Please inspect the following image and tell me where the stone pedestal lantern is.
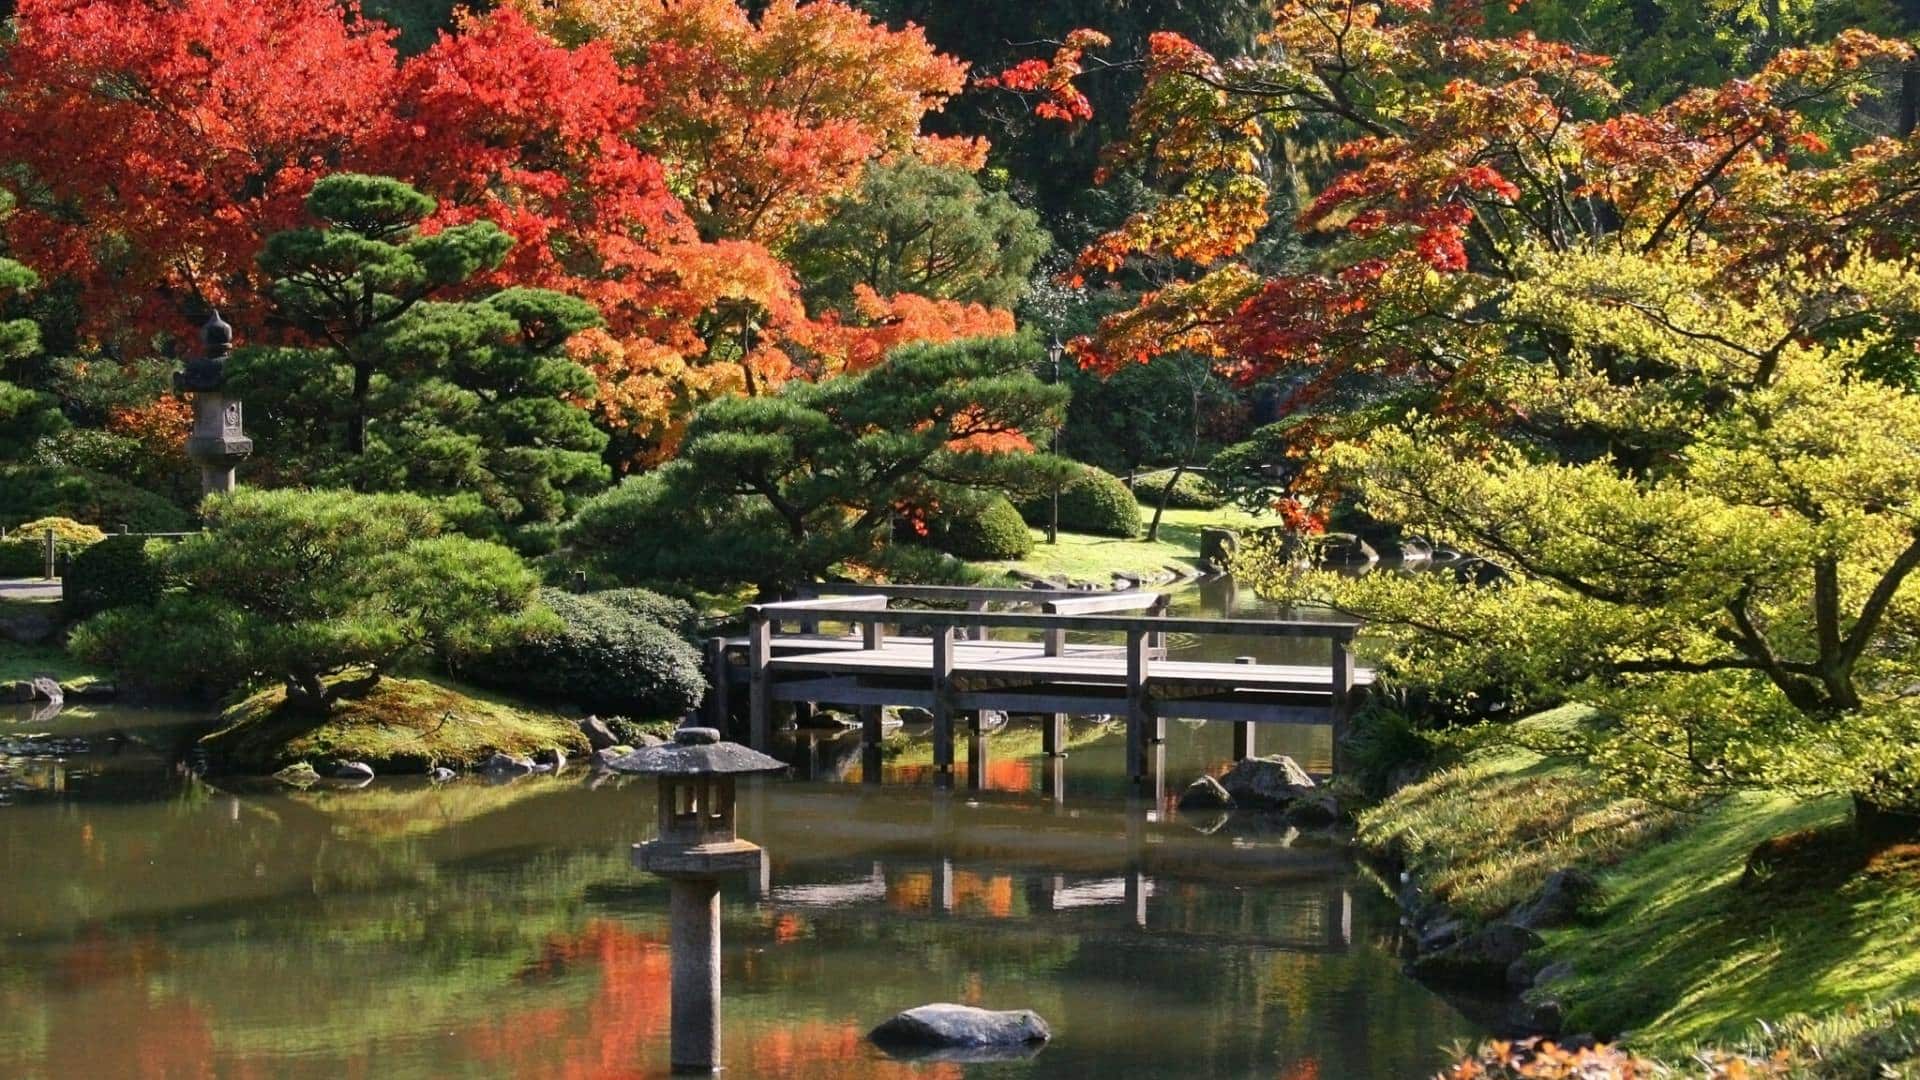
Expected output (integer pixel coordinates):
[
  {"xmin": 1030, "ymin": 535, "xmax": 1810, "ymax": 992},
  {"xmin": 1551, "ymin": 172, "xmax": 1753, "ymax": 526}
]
[
  {"xmin": 610, "ymin": 727, "xmax": 787, "ymax": 1074},
  {"xmin": 174, "ymin": 311, "xmax": 253, "ymax": 496}
]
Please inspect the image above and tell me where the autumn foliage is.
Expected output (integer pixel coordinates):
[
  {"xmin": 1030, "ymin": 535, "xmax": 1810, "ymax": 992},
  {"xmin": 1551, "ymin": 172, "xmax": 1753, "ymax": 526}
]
[
  {"xmin": 990, "ymin": 3, "xmax": 1917, "ymax": 405},
  {"xmin": 0, "ymin": 0, "xmax": 1017, "ymax": 466}
]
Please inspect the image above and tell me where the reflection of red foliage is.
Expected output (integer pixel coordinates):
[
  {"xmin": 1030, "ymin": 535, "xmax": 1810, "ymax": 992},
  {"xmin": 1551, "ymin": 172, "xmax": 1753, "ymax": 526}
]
[
  {"xmin": 39, "ymin": 934, "xmax": 219, "ymax": 1080},
  {"xmin": 952, "ymin": 872, "xmax": 1015, "ymax": 918}
]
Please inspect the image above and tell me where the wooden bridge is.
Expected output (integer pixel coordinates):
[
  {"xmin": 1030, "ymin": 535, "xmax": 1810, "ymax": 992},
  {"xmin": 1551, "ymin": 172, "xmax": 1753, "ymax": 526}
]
[{"xmin": 709, "ymin": 584, "xmax": 1371, "ymax": 780}]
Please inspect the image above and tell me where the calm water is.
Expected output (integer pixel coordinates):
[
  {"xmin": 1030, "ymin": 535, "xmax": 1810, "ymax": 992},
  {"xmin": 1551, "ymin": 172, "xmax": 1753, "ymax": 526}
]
[{"xmin": 0, "ymin": 582, "xmax": 1480, "ymax": 1079}]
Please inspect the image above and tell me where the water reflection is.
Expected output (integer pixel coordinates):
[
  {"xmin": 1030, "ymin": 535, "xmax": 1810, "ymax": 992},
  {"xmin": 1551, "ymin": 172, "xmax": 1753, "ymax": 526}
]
[{"xmin": 0, "ymin": 702, "xmax": 1476, "ymax": 1079}]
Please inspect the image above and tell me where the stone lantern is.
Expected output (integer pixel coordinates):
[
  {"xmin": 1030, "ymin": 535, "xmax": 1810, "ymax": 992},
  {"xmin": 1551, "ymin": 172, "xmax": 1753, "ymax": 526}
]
[
  {"xmin": 174, "ymin": 310, "xmax": 253, "ymax": 496},
  {"xmin": 611, "ymin": 727, "xmax": 787, "ymax": 1074}
]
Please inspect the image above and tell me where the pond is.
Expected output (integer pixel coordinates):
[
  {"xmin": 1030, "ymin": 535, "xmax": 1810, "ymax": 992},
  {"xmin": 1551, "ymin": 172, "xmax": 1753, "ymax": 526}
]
[{"xmin": 0, "ymin": 582, "xmax": 1484, "ymax": 1079}]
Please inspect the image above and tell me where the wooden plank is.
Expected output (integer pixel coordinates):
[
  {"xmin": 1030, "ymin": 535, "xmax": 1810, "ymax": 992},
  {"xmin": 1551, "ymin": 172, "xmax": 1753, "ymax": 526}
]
[
  {"xmin": 931, "ymin": 627, "xmax": 955, "ymax": 771},
  {"xmin": 748, "ymin": 612, "xmax": 772, "ymax": 750}
]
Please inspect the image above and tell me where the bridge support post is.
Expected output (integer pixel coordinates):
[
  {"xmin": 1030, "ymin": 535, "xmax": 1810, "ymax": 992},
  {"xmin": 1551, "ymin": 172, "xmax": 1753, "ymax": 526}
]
[
  {"xmin": 1042, "ymin": 713, "xmax": 1066, "ymax": 757},
  {"xmin": 931, "ymin": 627, "xmax": 955, "ymax": 772},
  {"xmin": 705, "ymin": 637, "xmax": 729, "ymax": 731},
  {"xmin": 1232, "ymin": 655, "xmax": 1256, "ymax": 760},
  {"xmin": 1125, "ymin": 628, "xmax": 1152, "ymax": 780},
  {"xmin": 966, "ymin": 712, "xmax": 988, "ymax": 790},
  {"xmin": 1330, "ymin": 637, "xmax": 1356, "ymax": 776},
  {"xmin": 747, "ymin": 612, "xmax": 772, "ymax": 751},
  {"xmin": 860, "ymin": 620, "xmax": 886, "ymax": 747}
]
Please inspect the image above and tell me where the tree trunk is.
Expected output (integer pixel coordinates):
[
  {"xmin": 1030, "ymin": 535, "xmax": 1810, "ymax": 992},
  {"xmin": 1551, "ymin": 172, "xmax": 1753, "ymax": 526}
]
[
  {"xmin": 1145, "ymin": 462, "xmax": 1187, "ymax": 543},
  {"xmin": 348, "ymin": 359, "xmax": 371, "ymax": 456}
]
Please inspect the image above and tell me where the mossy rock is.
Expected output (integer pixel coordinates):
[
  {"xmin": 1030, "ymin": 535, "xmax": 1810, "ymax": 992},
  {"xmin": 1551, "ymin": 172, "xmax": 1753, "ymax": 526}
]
[{"xmin": 202, "ymin": 674, "xmax": 589, "ymax": 774}]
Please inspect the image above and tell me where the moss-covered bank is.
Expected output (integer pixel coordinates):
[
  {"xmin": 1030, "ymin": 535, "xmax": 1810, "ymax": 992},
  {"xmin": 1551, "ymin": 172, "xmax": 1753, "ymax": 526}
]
[
  {"xmin": 1360, "ymin": 706, "xmax": 1920, "ymax": 1061},
  {"xmin": 202, "ymin": 674, "xmax": 587, "ymax": 774}
]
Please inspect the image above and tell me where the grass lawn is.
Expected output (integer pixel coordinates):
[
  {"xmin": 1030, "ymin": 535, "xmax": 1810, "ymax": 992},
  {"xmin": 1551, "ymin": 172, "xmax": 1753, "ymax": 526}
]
[
  {"xmin": 1360, "ymin": 705, "xmax": 1920, "ymax": 1054},
  {"xmin": 974, "ymin": 506, "xmax": 1267, "ymax": 584}
]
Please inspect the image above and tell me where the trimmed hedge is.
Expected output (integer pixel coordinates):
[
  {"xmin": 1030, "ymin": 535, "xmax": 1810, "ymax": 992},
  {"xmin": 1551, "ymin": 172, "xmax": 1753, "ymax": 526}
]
[
  {"xmin": 1132, "ymin": 470, "xmax": 1223, "ymax": 510},
  {"xmin": 464, "ymin": 587, "xmax": 705, "ymax": 718},
  {"xmin": 0, "ymin": 465, "xmax": 194, "ymax": 533},
  {"xmin": 930, "ymin": 495, "xmax": 1033, "ymax": 560},
  {"xmin": 64, "ymin": 534, "xmax": 167, "ymax": 617},
  {"xmin": 1019, "ymin": 466, "xmax": 1142, "ymax": 538},
  {"xmin": 0, "ymin": 516, "xmax": 105, "ymax": 577}
]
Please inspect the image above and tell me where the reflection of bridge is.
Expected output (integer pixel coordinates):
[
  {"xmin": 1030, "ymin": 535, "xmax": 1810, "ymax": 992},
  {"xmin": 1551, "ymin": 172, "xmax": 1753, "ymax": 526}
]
[
  {"xmin": 763, "ymin": 861, "xmax": 1354, "ymax": 952},
  {"xmin": 731, "ymin": 780, "xmax": 1357, "ymax": 953},
  {"xmin": 713, "ymin": 585, "xmax": 1371, "ymax": 780}
]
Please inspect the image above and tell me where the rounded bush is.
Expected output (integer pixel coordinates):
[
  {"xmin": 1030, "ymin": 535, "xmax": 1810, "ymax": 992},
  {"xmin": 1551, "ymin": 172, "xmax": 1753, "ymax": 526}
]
[
  {"xmin": 1019, "ymin": 466, "xmax": 1142, "ymax": 538},
  {"xmin": 63, "ymin": 534, "xmax": 166, "ymax": 617},
  {"xmin": 464, "ymin": 587, "xmax": 705, "ymax": 718},
  {"xmin": 0, "ymin": 516, "xmax": 106, "ymax": 577},
  {"xmin": 592, "ymin": 587, "xmax": 699, "ymax": 637},
  {"xmin": 931, "ymin": 495, "xmax": 1033, "ymax": 560},
  {"xmin": 1132, "ymin": 470, "xmax": 1222, "ymax": 510}
]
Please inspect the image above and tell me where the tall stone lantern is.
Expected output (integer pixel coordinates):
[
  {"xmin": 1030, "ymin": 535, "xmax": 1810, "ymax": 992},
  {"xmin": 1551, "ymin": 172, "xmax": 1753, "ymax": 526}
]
[
  {"xmin": 611, "ymin": 727, "xmax": 788, "ymax": 1074},
  {"xmin": 174, "ymin": 310, "xmax": 253, "ymax": 496}
]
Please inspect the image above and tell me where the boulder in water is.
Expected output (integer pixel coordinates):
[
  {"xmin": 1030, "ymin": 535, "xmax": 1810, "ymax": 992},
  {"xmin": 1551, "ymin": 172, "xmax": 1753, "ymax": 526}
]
[
  {"xmin": 869, "ymin": 1003, "xmax": 1050, "ymax": 1062},
  {"xmin": 331, "ymin": 760, "xmax": 375, "ymax": 782},
  {"xmin": 428, "ymin": 767, "xmax": 457, "ymax": 783},
  {"xmin": 1177, "ymin": 775, "xmax": 1234, "ymax": 810},
  {"xmin": 1219, "ymin": 754, "xmax": 1316, "ymax": 809},
  {"xmin": 273, "ymin": 762, "xmax": 321, "ymax": 788},
  {"xmin": 483, "ymin": 752, "xmax": 536, "ymax": 777},
  {"xmin": 29, "ymin": 677, "xmax": 63, "ymax": 705}
]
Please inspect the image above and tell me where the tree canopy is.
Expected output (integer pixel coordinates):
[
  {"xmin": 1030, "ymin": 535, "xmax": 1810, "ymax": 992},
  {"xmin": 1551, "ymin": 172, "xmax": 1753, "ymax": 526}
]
[
  {"xmin": 565, "ymin": 334, "xmax": 1070, "ymax": 591},
  {"xmin": 228, "ymin": 175, "xmax": 609, "ymax": 528}
]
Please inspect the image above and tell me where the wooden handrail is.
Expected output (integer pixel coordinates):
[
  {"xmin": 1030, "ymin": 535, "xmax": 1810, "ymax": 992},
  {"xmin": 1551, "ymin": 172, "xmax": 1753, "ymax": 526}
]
[
  {"xmin": 794, "ymin": 582, "xmax": 1151, "ymax": 605},
  {"xmin": 1041, "ymin": 593, "xmax": 1164, "ymax": 615},
  {"xmin": 745, "ymin": 602, "xmax": 1359, "ymax": 640}
]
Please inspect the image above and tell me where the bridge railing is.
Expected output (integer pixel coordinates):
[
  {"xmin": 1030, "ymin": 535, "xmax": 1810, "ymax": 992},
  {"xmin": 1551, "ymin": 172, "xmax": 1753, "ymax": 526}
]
[{"xmin": 733, "ymin": 596, "xmax": 1362, "ymax": 775}]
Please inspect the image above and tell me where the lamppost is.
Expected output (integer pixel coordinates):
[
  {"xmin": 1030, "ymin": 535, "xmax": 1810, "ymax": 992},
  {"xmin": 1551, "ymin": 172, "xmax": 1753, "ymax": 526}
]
[
  {"xmin": 613, "ymin": 728, "xmax": 788, "ymax": 1074},
  {"xmin": 174, "ymin": 310, "xmax": 252, "ymax": 497},
  {"xmin": 1047, "ymin": 335, "xmax": 1064, "ymax": 546}
]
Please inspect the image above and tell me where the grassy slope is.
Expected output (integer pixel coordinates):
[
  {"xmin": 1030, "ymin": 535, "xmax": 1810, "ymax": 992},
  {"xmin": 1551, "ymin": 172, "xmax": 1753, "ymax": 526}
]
[
  {"xmin": 203, "ymin": 673, "xmax": 588, "ymax": 773},
  {"xmin": 0, "ymin": 596, "xmax": 109, "ymax": 686},
  {"xmin": 973, "ymin": 506, "xmax": 1266, "ymax": 583},
  {"xmin": 1360, "ymin": 706, "xmax": 1920, "ymax": 1054}
]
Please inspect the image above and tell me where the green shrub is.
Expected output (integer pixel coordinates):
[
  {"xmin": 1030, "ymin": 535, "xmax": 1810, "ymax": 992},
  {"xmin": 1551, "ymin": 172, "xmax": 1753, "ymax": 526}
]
[
  {"xmin": 591, "ymin": 587, "xmax": 699, "ymax": 637},
  {"xmin": 1131, "ymin": 470, "xmax": 1223, "ymax": 510},
  {"xmin": 0, "ymin": 516, "xmax": 105, "ymax": 576},
  {"xmin": 463, "ymin": 587, "xmax": 705, "ymax": 717},
  {"xmin": 930, "ymin": 494, "xmax": 1033, "ymax": 560},
  {"xmin": 864, "ymin": 544, "xmax": 995, "ymax": 586},
  {"xmin": 1018, "ymin": 465, "xmax": 1142, "ymax": 538},
  {"xmin": 0, "ymin": 464, "xmax": 194, "ymax": 532},
  {"xmin": 63, "ymin": 534, "xmax": 166, "ymax": 617}
]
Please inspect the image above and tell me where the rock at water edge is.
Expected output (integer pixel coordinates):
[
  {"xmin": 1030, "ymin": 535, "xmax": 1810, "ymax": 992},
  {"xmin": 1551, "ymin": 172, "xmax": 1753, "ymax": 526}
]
[
  {"xmin": 1219, "ymin": 755, "xmax": 1316, "ymax": 809},
  {"xmin": 1177, "ymin": 775, "xmax": 1234, "ymax": 810},
  {"xmin": 869, "ymin": 1004, "xmax": 1051, "ymax": 1057}
]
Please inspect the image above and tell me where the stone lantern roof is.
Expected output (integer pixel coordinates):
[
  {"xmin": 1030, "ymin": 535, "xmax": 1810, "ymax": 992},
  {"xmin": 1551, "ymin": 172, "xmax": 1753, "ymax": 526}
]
[{"xmin": 609, "ymin": 727, "xmax": 787, "ymax": 777}]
